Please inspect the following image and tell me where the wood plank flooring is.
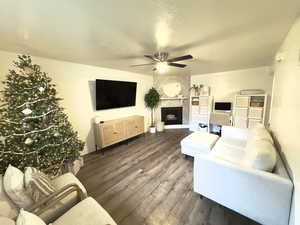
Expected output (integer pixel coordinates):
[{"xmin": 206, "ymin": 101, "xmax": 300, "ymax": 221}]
[{"xmin": 77, "ymin": 129, "xmax": 259, "ymax": 225}]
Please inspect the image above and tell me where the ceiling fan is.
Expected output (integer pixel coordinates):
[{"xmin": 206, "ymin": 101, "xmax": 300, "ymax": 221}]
[{"xmin": 131, "ymin": 52, "xmax": 193, "ymax": 71}]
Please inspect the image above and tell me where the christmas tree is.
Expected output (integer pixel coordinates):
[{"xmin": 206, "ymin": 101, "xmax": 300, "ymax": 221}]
[{"xmin": 0, "ymin": 55, "xmax": 84, "ymax": 175}]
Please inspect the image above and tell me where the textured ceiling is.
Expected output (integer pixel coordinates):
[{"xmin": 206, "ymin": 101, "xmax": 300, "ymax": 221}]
[{"xmin": 0, "ymin": 0, "xmax": 299, "ymax": 75}]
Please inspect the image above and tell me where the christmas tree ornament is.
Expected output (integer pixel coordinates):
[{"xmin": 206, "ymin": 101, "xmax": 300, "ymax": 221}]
[
  {"xmin": 54, "ymin": 132, "xmax": 60, "ymax": 137},
  {"xmin": 24, "ymin": 138, "xmax": 33, "ymax": 145},
  {"xmin": 22, "ymin": 123, "xmax": 31, "ymax": 130},
  {"xmin": 22, "ymin": 108, "xmax": 32, "ymax": 115},
  {"xmin": 0, "ymin": 136, "xmax": 6, "ymax": 145},
  {"xmin": 38, "ymin": 87, "xmax": 45, "ymax": 92},
  {"xmin": 43, "ymin": 115, "xmax": 48, "ymax": 122},
  {"xmin": 24, "ymin": 66, "xmax": 34, "ymax": 74}
]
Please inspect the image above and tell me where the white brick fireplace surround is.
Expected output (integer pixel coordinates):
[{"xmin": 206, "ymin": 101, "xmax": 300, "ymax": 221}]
[{"xmin": 153, "ymin": 70, "xmax": 191, "ymax": 129}]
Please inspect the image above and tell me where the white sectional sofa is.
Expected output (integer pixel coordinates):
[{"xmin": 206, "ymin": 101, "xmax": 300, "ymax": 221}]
[{"xmin": 182, "ymin": 125, "xmax": 293, "ymax": 225}]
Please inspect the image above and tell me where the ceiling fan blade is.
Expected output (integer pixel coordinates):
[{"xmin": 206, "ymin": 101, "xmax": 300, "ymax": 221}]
[
  {"xmin": 168, "ymin": 62, "xmax": 187, "ymax": 68},
  {"xmin": 167, "ymin": 54, "xmax": 193, "ymax": 62},
  {"xmin": 130, "ymin": 63, "xmax": 155, "ymax": 67},
  {"xmin": 144, "ymin": 55, "xmax": 160, "ymax": 62}
]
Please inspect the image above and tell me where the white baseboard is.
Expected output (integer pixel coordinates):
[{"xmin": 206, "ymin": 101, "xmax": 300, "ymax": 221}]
[{"xmin": 164, "ymin": 124, "xmax": 190, "ymax": 129}]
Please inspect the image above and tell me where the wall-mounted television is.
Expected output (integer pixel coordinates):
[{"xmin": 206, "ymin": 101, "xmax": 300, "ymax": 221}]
[
  {"xmin": 96, "ymin": 79, "xmax": 137, "ymax": 110},
  {"xmin": 214, "ymin": 102, "xmax": 232, "ymax": 111}
]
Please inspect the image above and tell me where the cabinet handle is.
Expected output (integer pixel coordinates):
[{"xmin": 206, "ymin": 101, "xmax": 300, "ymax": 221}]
[
  {"xmin": 135, "ymin": 126, "xmax": 138, "ymax": 128},
  {"xmin": 113, "ymin": 132, "xmax": 118, "ymax": 134}
]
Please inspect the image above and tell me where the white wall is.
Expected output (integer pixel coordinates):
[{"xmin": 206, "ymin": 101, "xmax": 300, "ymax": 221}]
[
  {"xmin": 270, "ymin": 16, "xmax": 300, "ymax": 225},
  {"xmin": 0, "ymin": 50, "xmax": 153, "ymax": 155},
  {"xmin": 191, "ymin": 66, "xmax": 274, "ymax": 122},
  {"xmin": 191, "ymin": 66, "xmax": 273, "ymax": 101}
]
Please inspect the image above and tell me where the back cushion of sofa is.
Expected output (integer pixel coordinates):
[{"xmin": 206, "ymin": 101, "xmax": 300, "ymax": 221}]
[
  {"xmin": 0, "ymin": 175, "xmax": 18, "ymax": 218},
  {"xmin": 245, "ymin": 140, "xmax": 277, "ymax": 172},
  {"xmin": 249, "ymin": 127, "xmax": 274, "ymax": 144}
]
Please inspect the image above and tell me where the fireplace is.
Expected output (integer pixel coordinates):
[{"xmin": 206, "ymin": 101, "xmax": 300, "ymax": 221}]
[{"xmin": 161, "ymin": 107, "xmax": 183, "ymax": 125}]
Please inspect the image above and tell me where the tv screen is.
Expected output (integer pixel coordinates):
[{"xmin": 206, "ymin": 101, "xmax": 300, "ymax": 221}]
[
  {"xmin": 96, "ymin": 79, "xmax": 137, "ymax": 110},
  {"xmin": 214, "ymin": 102, "xmax": 231, "ymax": 111}
]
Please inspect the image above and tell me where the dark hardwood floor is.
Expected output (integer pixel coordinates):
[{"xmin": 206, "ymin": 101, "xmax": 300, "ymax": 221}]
[{"xmin": 77, "ymin": 129, "xmax": 259, "ymax": 225}]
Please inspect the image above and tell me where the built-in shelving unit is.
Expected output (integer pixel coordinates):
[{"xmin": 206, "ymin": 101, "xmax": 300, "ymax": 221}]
[
  {"xmin": 189, "ymin": 95, "xmax": 212, "ymax": 132},
  {"xmin": 233, "ymin": 94, "xmax": 267, "ymax": 128}
]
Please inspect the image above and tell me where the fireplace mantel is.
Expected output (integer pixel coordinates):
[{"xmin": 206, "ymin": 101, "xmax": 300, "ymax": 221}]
[
  {"xmin": 160, "ymin": 97, "xmax": 188, "ymax": 101},
  {"xmin": 160, "ymin": 97, "xmax": 188, "ymax": 104}
]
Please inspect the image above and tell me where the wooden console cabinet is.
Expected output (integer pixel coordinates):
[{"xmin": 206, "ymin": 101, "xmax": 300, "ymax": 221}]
[{"xmin": 95, "ymin": 115, "xmax": 145, "ymax": 149}]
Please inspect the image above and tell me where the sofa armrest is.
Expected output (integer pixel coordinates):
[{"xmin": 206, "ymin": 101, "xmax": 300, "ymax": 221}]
[
  {"xmin": 27, "ymin": 183, "xmax": 86, "ymax": 216},
  {"xmin": 221, "ymin": 126, "xmax": 249, "ymax": 140},
  {"xmin": 194, "ymin": 154, "xmax": 293, "ymax": 225}
]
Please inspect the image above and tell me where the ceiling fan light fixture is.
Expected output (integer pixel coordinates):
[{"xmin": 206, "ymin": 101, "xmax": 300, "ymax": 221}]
[{"xmin": 156, "ymin": 62, "xmax": 168, "ymax": 72}]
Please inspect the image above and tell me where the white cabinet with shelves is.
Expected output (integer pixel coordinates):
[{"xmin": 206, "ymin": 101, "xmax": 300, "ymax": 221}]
[
  {"xmin": 233, "ymin": 94, "xmax": 267, "ymax": 128},
  {"xmin": 190, "ymin": 96, "xmax": 212, "ymax": 132}
]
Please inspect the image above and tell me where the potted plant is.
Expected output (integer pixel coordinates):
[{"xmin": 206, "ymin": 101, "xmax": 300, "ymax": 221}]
[
  {"xmin": 189, "ymin": 84, "xmax": 204, "ymax": 96},
  {"xmin": 144, "ymin": 87, "xmax": 160, "ymax": 133}
]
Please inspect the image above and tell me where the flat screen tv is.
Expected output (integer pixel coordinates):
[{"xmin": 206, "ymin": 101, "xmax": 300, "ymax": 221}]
[
  {"xmin": 96, "ymin": 79, "xmax": 137, "ymax": 110},
  {"xmin": 214, "ymin": 102, "xmax": 232, "ymax": 111}
]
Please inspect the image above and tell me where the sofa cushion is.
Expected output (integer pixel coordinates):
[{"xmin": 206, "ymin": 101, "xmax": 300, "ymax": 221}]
[
  {"xmin": 0, "ymin": 175, "xmax": 18, "ymax": 219},
  {"xmin": 52, "ymin": 197, "xmax": 117, "ymax": 225},
  {"xmin": 3, "ymin": 165, "xmax": 33, "ymax": 209},
  {"xmin": 244, "ymin": 140, "xmax": 277, "ymax": 172},
  {"xmin": 16, "ymin": 209, "xmax": 46, "ymax": 225},
  {"xmin": 39, "ymin": 173, "xmax": 87, "ymax": 224},
  {"xmin": 211, "ymin": 140, "xmax": 246, "ymax": 165},
  {"xmin": 216, "ymin": 137, "xmax": 247, "ymax": 151},
  {"xmin": 24, "ymin": 167, "xmax": 56, "ymax": 202}
]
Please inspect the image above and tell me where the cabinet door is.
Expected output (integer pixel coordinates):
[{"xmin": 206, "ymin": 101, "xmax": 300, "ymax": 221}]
[
  {"xmin": 234, "ymin": 118, "xmax": 248, "ymax": 128},
  {"xmin": 249, "ymin": 107, "xmax": 263, "ymax": 119},
  {"xmin": 235, "ymin": 108, "xmax": 248, "ymax": 118},
  {"xmin": 236, "ymin": 96, "xmax": 250, "ymax": 108},
  {"xmin": 134, "ymin": 116, "xmax": 144, "ymax": 134},
  {"xmin": 101, "ymin": 122, "xmax": 125, "ymax": 147},
  {"xmin": 248, "ymin": 119, "xmax": 262, "ymax": 128},
  {"xmin": 125, "ymin": 118, "xmax": 135, "ymax": 138}
]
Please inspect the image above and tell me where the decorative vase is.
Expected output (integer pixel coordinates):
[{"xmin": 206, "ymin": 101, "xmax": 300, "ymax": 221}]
[{"xmin": 150, "ymin": 126, "xmax": 156, "ymax": 133}]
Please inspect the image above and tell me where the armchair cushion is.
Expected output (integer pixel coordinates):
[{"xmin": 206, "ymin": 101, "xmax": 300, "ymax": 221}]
[
  {"xmin": 24, "ymin": 167, "xmax": 55, "ymax": 202},
  {"xmin": 3, "ymin": 165, "xmax": 33, "ymax": 209},
  {"xmin": 52, "ymin": 197, "xmax": 117, "ymax": 225},
  {"xmin": 16, "ymin": 209, "xmax": 46, "ymax": 225},
  {"xmin": 38, "ymin": 173, "xmax": 87, "ymax": 223},
  {"xmin": 0, "ymin": 175, "xmax": 18, "ymax": 218},
  {"xmin": 0, "ymin": 216, "xmax": 15, "ymax": 225}
]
